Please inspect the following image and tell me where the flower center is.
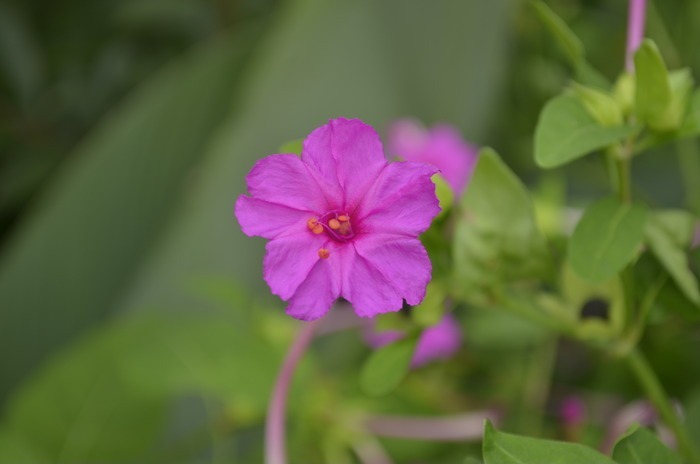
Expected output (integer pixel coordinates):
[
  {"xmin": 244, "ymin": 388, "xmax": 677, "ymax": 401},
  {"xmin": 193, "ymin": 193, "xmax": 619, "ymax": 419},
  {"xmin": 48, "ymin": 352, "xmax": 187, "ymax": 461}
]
[{"xmin": 307, "ymin": 211, "xmax": 355, "ymax": 242}]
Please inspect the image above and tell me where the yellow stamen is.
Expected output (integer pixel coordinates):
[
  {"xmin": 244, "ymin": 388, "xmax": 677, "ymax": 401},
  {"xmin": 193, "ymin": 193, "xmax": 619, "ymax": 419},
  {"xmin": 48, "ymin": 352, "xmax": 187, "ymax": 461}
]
[
  {"xmin": 338, "ymin": 215, "xmax": 349, "ymax": 222},
  {"xmin": 307, "ymin": 218, "xmax": 318, "ymax": 230},
  {"xmin": 329, "ymin": 219, "xmax": 341, "ymax": 230},
  {"xmin": 318, "ymin": 248, "xmax": 330, "ymax": 259},
  {"xmin": 312, "ymin": 224, "xmax": 324, "ymax": 234}
]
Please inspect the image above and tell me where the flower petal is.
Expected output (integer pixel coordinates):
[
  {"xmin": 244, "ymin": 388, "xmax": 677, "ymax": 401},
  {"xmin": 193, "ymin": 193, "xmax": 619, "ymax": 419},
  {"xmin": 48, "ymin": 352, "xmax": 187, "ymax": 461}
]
[
  {"xmin": 356, "ymin": 162, "xmax": 440, "ymax": 236},
  {"xmin": 302, "ymin": 118, "xmax": 387, "ymax": 208},
  {"xmin": 411, "ymin": 314, "xmax": 462, "ymax": 368},
  {"xmin": 344, "ymin": 235, "xmax": 432, "ymax": 317},
  {"xmin": 388, "ymin": 119, "xmax": 429, "ymax": 161},
  {"xmin": 285, "ymin": 255, "xmax": 342, "ymax": 321},
  {"xmin": 424, "ymin": 125, "xmax": 478, "ymax": 194},
  {"xmin": 235, "ymin": 196, "xmax": 310, "ymax": 239},
  {"xmin": 246, "ymin": 154, "xmax": 329, "ymax": 212},
  {"xmin": 263, "ymin": 233, "xmax": 326, "ymax": 300}
]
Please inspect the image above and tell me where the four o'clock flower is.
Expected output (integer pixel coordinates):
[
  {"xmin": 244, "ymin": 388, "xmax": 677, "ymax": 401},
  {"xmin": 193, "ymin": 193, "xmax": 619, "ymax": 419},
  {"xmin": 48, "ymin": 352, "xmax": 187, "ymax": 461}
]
[
  {"xmin": 235, "ymin": 118, "xmax": 440, "ymax": 321},
  {"xmin": 388, "ymin": 119, "xmax": 478, "ymax": 196},
  {"xmin": 365, "ymin": 314, "xmax": 463, "ymax": 368}
]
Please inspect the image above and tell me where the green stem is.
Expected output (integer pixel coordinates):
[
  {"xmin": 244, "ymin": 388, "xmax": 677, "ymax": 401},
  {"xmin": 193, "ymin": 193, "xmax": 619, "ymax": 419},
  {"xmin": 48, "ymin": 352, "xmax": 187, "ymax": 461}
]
[
  {"xmin": 617, "ymin": 157, "xmax": 631, "ymax": 204},
  {"xmin": 625, "ymin": 348, "xmax": 700, "ymax": 464}
]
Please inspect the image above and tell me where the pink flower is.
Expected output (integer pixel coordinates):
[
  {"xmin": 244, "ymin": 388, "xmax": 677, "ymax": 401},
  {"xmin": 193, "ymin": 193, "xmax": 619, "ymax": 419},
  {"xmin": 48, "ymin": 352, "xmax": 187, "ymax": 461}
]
[
  {"xmin": 388, "ymin": 119, "xmax": 478, "ymax": 195},
  {"xmin": 364, "ymin": 314, "xmax": 462, "ymax": 368},
  {"xmin": 235, "ymin": 118, "xmax": 440, "ymax": 321}
]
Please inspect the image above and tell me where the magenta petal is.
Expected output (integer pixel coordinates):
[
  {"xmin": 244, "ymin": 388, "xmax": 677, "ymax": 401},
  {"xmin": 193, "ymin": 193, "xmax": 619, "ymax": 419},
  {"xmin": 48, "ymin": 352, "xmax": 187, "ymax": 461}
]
[
  {"xmin": 263, "ymin": 233, "xmax": 326, "ymax": 300},
  {"xmin": 388, "ymin": 119, "xmax": 429, "ymax": 161},
  {"xmin": 344, "ymin": 235, "xmax": 431, "ymax": 317},
  {"xmin": 235, "ymin": 196, "xmax": 310, "ymax": 239},
  {"xmin": 302, "ymin": 118, "xmax": 387, "ymax": 207},
  {"xmin": 354, "ymin": 234, "xmax": 432, "ymax": 306},
  {"xmin": 426, "ymin": 125, "xmax": 478, "ymax": 194},
  {"xmin": 286, "ymin": 256, "xmax": 342, "ymax": 321},
  {"xmin": 411, "ymin": 314, "xmax": 462, "ymax": 368},
  {"xmin": 358, "ymin": 162, "xmax": 440, "ymax": 236},
  {"xmin": 246, "ymin": 154, "xmax": 329, "ymax": 212}
]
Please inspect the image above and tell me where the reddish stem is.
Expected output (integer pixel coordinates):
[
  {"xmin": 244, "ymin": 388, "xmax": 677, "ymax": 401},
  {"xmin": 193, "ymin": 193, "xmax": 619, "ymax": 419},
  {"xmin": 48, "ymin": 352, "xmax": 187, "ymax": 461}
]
[{"xmin": 265, "ymin": 320, "xmax": 319, "ymax": 464}]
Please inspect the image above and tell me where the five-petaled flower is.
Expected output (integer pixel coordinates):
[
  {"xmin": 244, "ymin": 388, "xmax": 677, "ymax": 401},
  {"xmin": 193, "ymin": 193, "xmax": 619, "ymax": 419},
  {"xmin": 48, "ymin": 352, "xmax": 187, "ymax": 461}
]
[{"xmin": 235, "ymin": 118, "xmax": 440, "ymax": 321}]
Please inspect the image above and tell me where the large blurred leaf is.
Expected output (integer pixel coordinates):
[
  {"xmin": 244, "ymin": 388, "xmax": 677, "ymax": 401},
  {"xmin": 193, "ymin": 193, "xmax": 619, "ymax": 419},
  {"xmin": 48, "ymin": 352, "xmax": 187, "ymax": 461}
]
[
  {"xmin": 0, "ymin": 30, "xmax": 261, "ymax": 399},
  {"xmin": 0, "ymin": 308, "xmax": 281, "ymax": 463},
  {"xmin": 453, "ymin": 149, "xmax": 548, "ymax": 297}
]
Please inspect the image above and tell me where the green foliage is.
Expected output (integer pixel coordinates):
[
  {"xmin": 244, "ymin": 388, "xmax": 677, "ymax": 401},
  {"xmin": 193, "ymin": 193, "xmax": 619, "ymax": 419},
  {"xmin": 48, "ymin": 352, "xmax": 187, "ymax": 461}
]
[
  {"xmin": 0, "ymin": 308, "xmax": 282, "ymax": 463},
  {"xmin": 359, "ymin": 335, "xmax": 417, "ymax": 396},
  {"xmin": 569, "ymin": 197, "xmax": 648, "ymax": 283},
  {"xmin": 482, "ymin": 420, "xmax": 617, "ymax": 464},
  {"xmin": 570, "ymin": 82, "xmax": 623, "ymax": 127},
  {"xmin": 645, "ymin": 214, "xmax": 700, "ymax": 306},
  {"xmin": 453, "ymin": 149, "xmax": 548, "ymax": 297},
  {"xmin": 534, "ymin": 95, "xmax": 638, "ymax": 168},
  {"xmin": 612, "ymin": 425, "xmax": 681, "ymax": 464},
  {"xmin": 634, "ymin": 40, "xmax": 672, "ymax": 128},
  {"xmin": 530, "ymin": 0, "xmax": 608, "ymax": 88}
]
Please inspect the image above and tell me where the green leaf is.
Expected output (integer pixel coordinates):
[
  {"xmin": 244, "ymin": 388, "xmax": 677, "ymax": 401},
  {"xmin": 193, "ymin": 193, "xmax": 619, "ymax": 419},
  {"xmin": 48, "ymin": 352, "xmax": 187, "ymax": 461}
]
[
  {"xmin": 1, "ymin": 309, "xmax": 282, "ymax": 462},
  {"xmin": 570, "ymin": 82, "xmax": 623, "ymax": 126},
  {"xmin": 531, "ymin": 1, "xmax": 584, "ymax": 67},
  {"xmin": 464, "ymin": 457, "xmax": 483, "ymax": 464},
  {"xmin": 645, "ymin": 215, "xmax": 700, "ymax": 305},
  {"xmin": 569, "ymin": 197, "xmax": 648, "ymax": 283},
  {"xmin": 530, "ymin": 1, "xmax": 608, "ymax": 88},
  {"xmin": 0, "ymin": 31, "xmax": 259, "ymax": 397},
  {"xmin": 652, "ymin": 210, "xmax": 696, "ymax": 247},
  {"xmin": 634, "ymin": 40, "xmax": 672, "ymax": 127},
  {"xmin": 411, "ymin": 281, "xmax": 447, "ymax": 327},
  {"xmin": 453, "ymin": 149, "xmax": 548, "ymax": 297},
  {"xmin": 612, "ymin": 425, "xmax": 681, "ymax": 464},
  {"xmin": 360, "ymin": 336, "xmax": 417, "ymax": 396},
  {"xmin": 534, "ymin": 94, "xmax": 638, "ymax": 168},
  {"xmin": 483, "ymin": 420, "xmax": 617, "ymax": 464}
]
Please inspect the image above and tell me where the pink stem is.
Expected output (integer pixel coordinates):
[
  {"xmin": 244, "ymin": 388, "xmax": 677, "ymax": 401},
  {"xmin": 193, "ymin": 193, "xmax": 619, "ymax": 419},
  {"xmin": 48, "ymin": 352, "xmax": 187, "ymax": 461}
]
[
  {"xmin": 364, "ymin": 410, "xmax": 501, "ymax": 442},
  {"xmin": 265, "ymin": 320, "xmax": 320, "ymax": 464},
  {"xmin": 625, "ymin": 0, "xmax": 647, "ymax": 72}
]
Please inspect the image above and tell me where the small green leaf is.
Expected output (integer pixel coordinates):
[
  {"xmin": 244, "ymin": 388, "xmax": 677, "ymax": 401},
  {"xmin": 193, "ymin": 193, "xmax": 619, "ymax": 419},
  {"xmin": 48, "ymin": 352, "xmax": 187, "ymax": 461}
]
[
  {"xmin": 453, "ymin": 149, "xmax": 548, "ymax": 297},
  {"xmin": 531, "ymin": 1, "xmax": 584, "ymax": 67},
  {"xmin": 679, "ymin": 89, "xmax": 700, "ymax": 137},
  {"xmin": 570, "ymin": 82, "xmax": 623, "ymax": 126},
  {"xmin": 612, "ymin": 425, "xmax": 681, "ymax": 464},
  {"xmin": 645, "ymin": 216, "xmax": 700, "ymax": 305},
  {"xmin": 569, "ymin": 197, "xmax": 648, "ymax": 283},
  {"xmin": 278, "ymin": 138, "xmax": 304, "ymax": 155},
  {"xmin": 653, "ymin": 210, "xmax": 696, "ymax": 247},
  {"xmin": 411, "ymin": 281, "xmax": 447, "ymax": 327},
  {"xmin": 614, "ymin": 72, "xmax": 636, "ymax": 115},
  {"xmin": 360, "ymin": 336, "xmax": 416, "ymax": 396},
  {"xmin": 535, "ymin": 95, "xmax": 638, "ymax": 168},
  {"xmin": 634, "ymin": 40, "xmax": 672, "ymax": 127},
  {"xmin": 433, "ymin": 174, "xmax": 455, "ymax": 218},
  {"xmin": 483, "ymin": 420, "xmax": 617, "ymax": 464}
]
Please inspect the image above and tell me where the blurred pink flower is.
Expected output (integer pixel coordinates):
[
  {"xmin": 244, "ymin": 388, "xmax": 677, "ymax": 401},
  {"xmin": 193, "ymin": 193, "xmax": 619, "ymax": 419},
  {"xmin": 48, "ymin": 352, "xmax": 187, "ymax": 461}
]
[
  {"xmin": 364, "ymin": 314, "xmax": 462, "ymax": 368},
  {"xmin": 559, "ymin": 395, "xmax": 586, "ymax": 425},
  {"xmin": 388, "ymin": 119, "xmax": 478, "ymax": 195},
  {"xmin": 235, "ymin": 118, "xmax": 440, "ymax": 321}
]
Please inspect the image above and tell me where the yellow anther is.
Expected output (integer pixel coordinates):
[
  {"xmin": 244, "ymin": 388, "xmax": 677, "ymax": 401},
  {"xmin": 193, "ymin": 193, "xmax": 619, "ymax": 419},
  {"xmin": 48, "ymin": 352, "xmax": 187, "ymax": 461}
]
[
  {"xmin": 307, "ymin": 218, "xmax": 319, "ymax": 230},
  {"xmin": 312, "ymin": 224, "xmax": 324, "ymax": 234},
  {"xmin": 318, "ymin": 248, "xmax": 330, "ymax": 259},
  {"xmin": 338, "ymin": 215, "xmax": 349, "ymax": 222},
  {"xmin": 329, "ymin": 219, "xmax": 341, "ymax": 230}
]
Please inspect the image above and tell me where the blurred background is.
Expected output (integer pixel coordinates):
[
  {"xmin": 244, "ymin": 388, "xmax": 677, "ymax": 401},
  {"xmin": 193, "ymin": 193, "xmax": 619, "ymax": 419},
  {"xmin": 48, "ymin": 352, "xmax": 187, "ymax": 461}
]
[{"xmin": 1, "ymin": 0, "xmax": 700, "ymax": 462}]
